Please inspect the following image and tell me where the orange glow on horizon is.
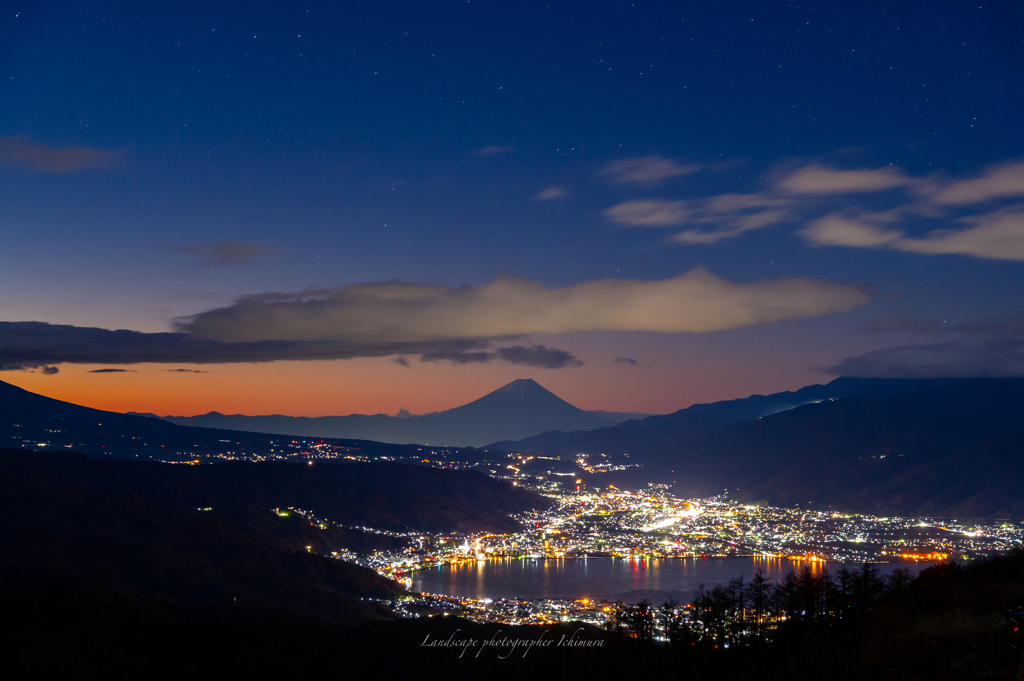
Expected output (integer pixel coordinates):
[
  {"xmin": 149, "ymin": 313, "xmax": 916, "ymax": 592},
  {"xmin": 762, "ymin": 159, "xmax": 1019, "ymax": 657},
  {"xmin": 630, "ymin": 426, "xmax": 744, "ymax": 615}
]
[{"xmin": 0, "ymin": 330, "xmax": 838, "ymax": 418}]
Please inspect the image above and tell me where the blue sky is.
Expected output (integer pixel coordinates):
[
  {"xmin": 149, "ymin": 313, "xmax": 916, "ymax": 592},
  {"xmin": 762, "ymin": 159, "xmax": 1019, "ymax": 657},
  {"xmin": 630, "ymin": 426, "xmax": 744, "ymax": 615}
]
[{"xmin": 1, "ymin": 1, "xmax": 1022, "ymax": 416}]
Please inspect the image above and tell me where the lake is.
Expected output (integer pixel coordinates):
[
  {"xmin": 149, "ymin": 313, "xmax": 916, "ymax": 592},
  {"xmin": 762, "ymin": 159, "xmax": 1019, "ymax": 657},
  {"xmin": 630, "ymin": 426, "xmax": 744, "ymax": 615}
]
[{"xmin": 410, "ymin": 556, "xmax": 936, "ymax": 604}]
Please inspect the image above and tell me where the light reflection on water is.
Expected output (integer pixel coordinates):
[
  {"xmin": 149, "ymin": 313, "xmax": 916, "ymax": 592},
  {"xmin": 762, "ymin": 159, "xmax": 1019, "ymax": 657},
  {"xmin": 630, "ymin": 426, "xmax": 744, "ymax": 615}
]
[{"xmin": 410, "ymin": 556, "xmax": 936, "ymax": 604}]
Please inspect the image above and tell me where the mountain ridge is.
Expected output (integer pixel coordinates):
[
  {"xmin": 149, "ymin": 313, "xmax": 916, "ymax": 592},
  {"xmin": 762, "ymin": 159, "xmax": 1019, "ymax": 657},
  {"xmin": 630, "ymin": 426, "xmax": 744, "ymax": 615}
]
[
  {"xmin": 154, "ymin": 378, "xmax": 652, "ymax": 447},
  {"xmin": 485, "ymin": 377, "xmax": 971, "ymax": 454}
]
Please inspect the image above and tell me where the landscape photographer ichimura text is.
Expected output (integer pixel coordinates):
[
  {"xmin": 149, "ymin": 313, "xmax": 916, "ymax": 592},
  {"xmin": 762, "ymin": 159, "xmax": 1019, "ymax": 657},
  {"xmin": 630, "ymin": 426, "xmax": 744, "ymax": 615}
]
[{"xmin": 420, "ymin": 628, "xmax": 606, "ymax": 658}]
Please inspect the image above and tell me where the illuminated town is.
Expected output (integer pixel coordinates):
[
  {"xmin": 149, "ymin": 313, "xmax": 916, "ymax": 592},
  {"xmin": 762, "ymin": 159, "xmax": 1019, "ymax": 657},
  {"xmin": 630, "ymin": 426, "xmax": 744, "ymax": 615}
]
[{"xmin": 278, "ymin": 474, "xmax": 1024, "ymax": 633}]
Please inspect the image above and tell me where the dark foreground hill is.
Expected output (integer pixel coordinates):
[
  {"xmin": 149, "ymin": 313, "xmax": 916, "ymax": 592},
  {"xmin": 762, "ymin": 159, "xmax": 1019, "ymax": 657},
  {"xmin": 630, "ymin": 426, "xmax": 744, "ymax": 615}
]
[
  {"xmin": 0, "ymin": 449, "xmax": 545, "ymax": 533},
  {"xmin": 157, "ymin": 378, "xmax": 651, "ymax": 447},
  {"xmin": 0, "ymin": 450, "xmax": 407, "ymax": 647},
  {"xmin": 0, "ymin": 448, "xmax": 551, "ymax": 678}
]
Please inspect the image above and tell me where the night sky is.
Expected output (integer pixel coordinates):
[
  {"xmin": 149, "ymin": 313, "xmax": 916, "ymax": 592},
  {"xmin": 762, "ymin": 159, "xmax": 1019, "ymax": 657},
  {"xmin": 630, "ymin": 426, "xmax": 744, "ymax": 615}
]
[{"xmin": 2, "ymin": 1, "xmax": 1022, "ymax": 417}]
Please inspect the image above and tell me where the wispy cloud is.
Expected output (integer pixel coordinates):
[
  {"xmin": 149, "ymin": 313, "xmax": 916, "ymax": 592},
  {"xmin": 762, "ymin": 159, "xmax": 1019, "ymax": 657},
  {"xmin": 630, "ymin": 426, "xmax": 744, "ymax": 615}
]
[
  {"xmin": 535, "ymin": 186, "xmax": 566, "ymax": 200},
  {"xmin": 803, "ymin": 206, "xmax": 1024, "ymax": 261},
  {"xmin": 833, "ymin": 311, "xmax": 1024, "ymax": 378},
  {"xmin": 600, "ymin": 156, "xmax": 697, "ymax": 184},
  {"xmin": 614, "ymin": 357, "xmax": 638, "ymax": 366},
  {"xmin": 419, "ymin": 345, "xmax": 582, "ymax": 368},
  {"xmin": 420, "ymin": 349, "xmax": 493, "ymax": 364},
  {"xmin": 608, "ymin": 192, "xmax": 792, "ymax": 243},
  {"xmin": 670, "ymin": 208, "xmax": 791, "ymax": 244},
  {"xmin": 801, "ymin": 213, "xmax": 905, "ymax": 248},
  {"xmin": 494, "ymin": 344, "xmax": 583, "ymax": 369},
  {"xmin": 608, "ymin": 160, "xmax": 1024, "ymax": 261},
  {"xmin": 0, "ymin": 136, "xmax": 122, "ymax": 172},
  {"xmin": 475, "ymin": 145, "xmax": 514, "ymax": 156},
  {"xmin": 829, "ymin": 338, "xmax": 1024, "ymax": 378},
  {"xmin": 89, "ymin": 368, "xmax": 137, "ymax": 373},
  {"xmin": 606, "ymin": 199, "xmax": 691, "ymax": 226},
  {"xmin": 177, "ymin": 241, "xmax": 276, "ymax": 267},
  {"xmin": 932, "ymin": 162, "xmax": 1024, "ymax": 204},
  {"xmin": 778, "ymin": 164, "xmax": 914, "ymax": 194}
]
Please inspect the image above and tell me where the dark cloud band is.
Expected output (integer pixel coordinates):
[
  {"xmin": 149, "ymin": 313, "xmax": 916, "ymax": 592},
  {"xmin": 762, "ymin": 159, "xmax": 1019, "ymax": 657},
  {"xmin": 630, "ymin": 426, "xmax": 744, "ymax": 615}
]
[
  {"xmin": 0, "ymin": 322, "xmax": 582, "ymax": 370},
  {"xmin": 0, "ymin": 321, "xmax": 494, "ymax": 370}
]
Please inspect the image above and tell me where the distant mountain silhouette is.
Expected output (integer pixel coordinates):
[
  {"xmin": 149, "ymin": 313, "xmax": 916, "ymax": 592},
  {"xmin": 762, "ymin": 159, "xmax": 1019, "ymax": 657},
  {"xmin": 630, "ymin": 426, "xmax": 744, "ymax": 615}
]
[
  {"xmin": 157, "ymin": 378, "xmax": 651, "ymax": 447},
  {"xmin": 0, "ymin": 377, "xmax": 450, "ymax": 462},
  {"xmin": 666, "ymin": 378, "xmax": 1024, "ymax": 518}
]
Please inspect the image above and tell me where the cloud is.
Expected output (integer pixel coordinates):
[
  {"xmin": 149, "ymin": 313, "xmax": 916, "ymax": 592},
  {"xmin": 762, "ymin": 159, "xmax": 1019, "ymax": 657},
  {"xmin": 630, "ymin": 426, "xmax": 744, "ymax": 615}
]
[
  {"xmin": 956, "ymin": 316, "xmax": 1024, "ymax": 337},
  {"xmin": 41, "ymin": 366, "xmax": 59, "ymax": 375},
  {"xmin": 177, "ymin": 269, "xmax": 872, "ymax": 343},
  {"xmin": 670, "ymin": 208, "xmax": 791, "ymax": 244},
  {"xmin": 166, "ymin": 368, "xmax": 207, "ymax": 373},
  {"xmin": 933, "ymin": 161, "xmax": 1024, "ymax": 204},
  {"xmin": 393, "ymin": 356, "xmax": 411, "ymax": 367},
  {"xmin": 778, "ymin": 165, "xmax": 914, "ymax": 194},
  {"xmin": 600, "ymin": 156, "xmax": 697, "ymax": 184},
  {"xmin": 494, "ymin": 345, "xmax": 583, "ymax": 369},
  {"xmin": 420, "ymin": 349, "xmax": 493, "ymax": 365},
  {"xmin": 607, "ymin": 192, "xmax": 792, "ymax": 244},
  {"xmin": 419, "ymin": 346, "xmax": 583, "ymax": 368},
  {"xmin": 177, "ymin": 241, "xmax": 275, "ymax": 267},
  {"xmin": 802, "ymin": 207, "xmax": 1024, "ymax": 261},
  {"xmin": 0, "ymin": 321, "xmax": 493, "ymax": 370},
  {"xmin": 828, "ymin": 338, "xmax": 1024, "ymax": 378},
  {"xmin": 895, "ymin": 207, "xmax": 1024, "ymax": 260},
  {"xmin": 600, "ymin": 159, "xmax": 1024, "ymax": 260},
  {"xmin": 535, "ymin": 186, "xmax": 566, "ymax": 200},
  {"xmin": 606, "ymin": 199, "xmax": 690, "ymax": 227},
  {"xmin": 0, "ymin": 136, "xmax": 122, "ymax": 172},
  {"xmin": 0, "ymin": 270, "xmax": 868, "ymax": 370},
  {"xmin": 475, "ymin": 145, "xmax": 514, "ymax": 156},
  {"xmin": 703, "ymin": 193, "xmax": 789, "ymax": 213},
  {"xmin": 836, "ymin": 309, "xmax": 1024, "ymax": 378},
  {"xmin": 801, "ymin": 213, "xmax": 904, "ymax": 248},
  {"xmin": 89, "ymin": 368, "xmax": 137, "ymax": 373},
  {"xmin": 614, "ymin": 357, "xmax": 638, "ymax": 366}
]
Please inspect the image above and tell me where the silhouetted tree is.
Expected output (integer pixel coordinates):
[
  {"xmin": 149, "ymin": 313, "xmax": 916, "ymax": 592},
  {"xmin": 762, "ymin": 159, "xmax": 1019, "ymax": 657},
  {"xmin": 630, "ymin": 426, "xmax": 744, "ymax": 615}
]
[
  {"xmin": 854, "ymin": 563, "xmax": 885, "ymax": 605},
  {"xmin": 627, "ymin": 599, "xmax": 655, "ymax": 641},
  {"xmin": 659, "ymin": 597, "xmax": 687, "ymax": 644},
  {"xmin": 779, "ymin": 570, "xmax": 801, "ymax": 620},
  {"xmin": 886, "ymin": 566, "xmax": 912, "ymax": 593},
  {"xmin": 835, "ymin": 564, "xmax": 855, "ymax": 614},
  {"xmin": 745, "ymin": 568, "xmax": 771, "ymax": 642},
  {"xmin": 605, "ymin": 600, "xmax": 628, "ymax": 634}
]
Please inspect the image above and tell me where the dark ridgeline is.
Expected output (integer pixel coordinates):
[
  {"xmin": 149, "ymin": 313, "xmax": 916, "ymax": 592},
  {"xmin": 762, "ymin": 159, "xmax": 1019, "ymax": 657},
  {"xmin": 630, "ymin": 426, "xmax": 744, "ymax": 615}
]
[
  {"xmin": 155, "ymin": 378, "xmax": 651, "ymax": 447},
  {"xmin": 672, "ymin": 378, "xmax": 1024, "ymax": 518},
  {"xmin": 0, "ymin": 448, "xmax": 545, "ymax": 534},
  {"xmin": 0, "ymin": 376, "xmax": 448, "ymax": 460},
  {"xmin": 486, "ymin": 376, "xmax": 953, "ymax": 453},
  {"xmin": 494, "ymin": 377, "xmax": 1024, "ymax": 519}
]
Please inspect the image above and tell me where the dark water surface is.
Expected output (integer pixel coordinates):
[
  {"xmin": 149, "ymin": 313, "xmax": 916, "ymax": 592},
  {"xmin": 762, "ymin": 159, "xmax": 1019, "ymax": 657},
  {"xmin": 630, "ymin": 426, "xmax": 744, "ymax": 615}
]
[{"xmin": 410, "ymin": 557, "xmax": 936, "ymax": 604}]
